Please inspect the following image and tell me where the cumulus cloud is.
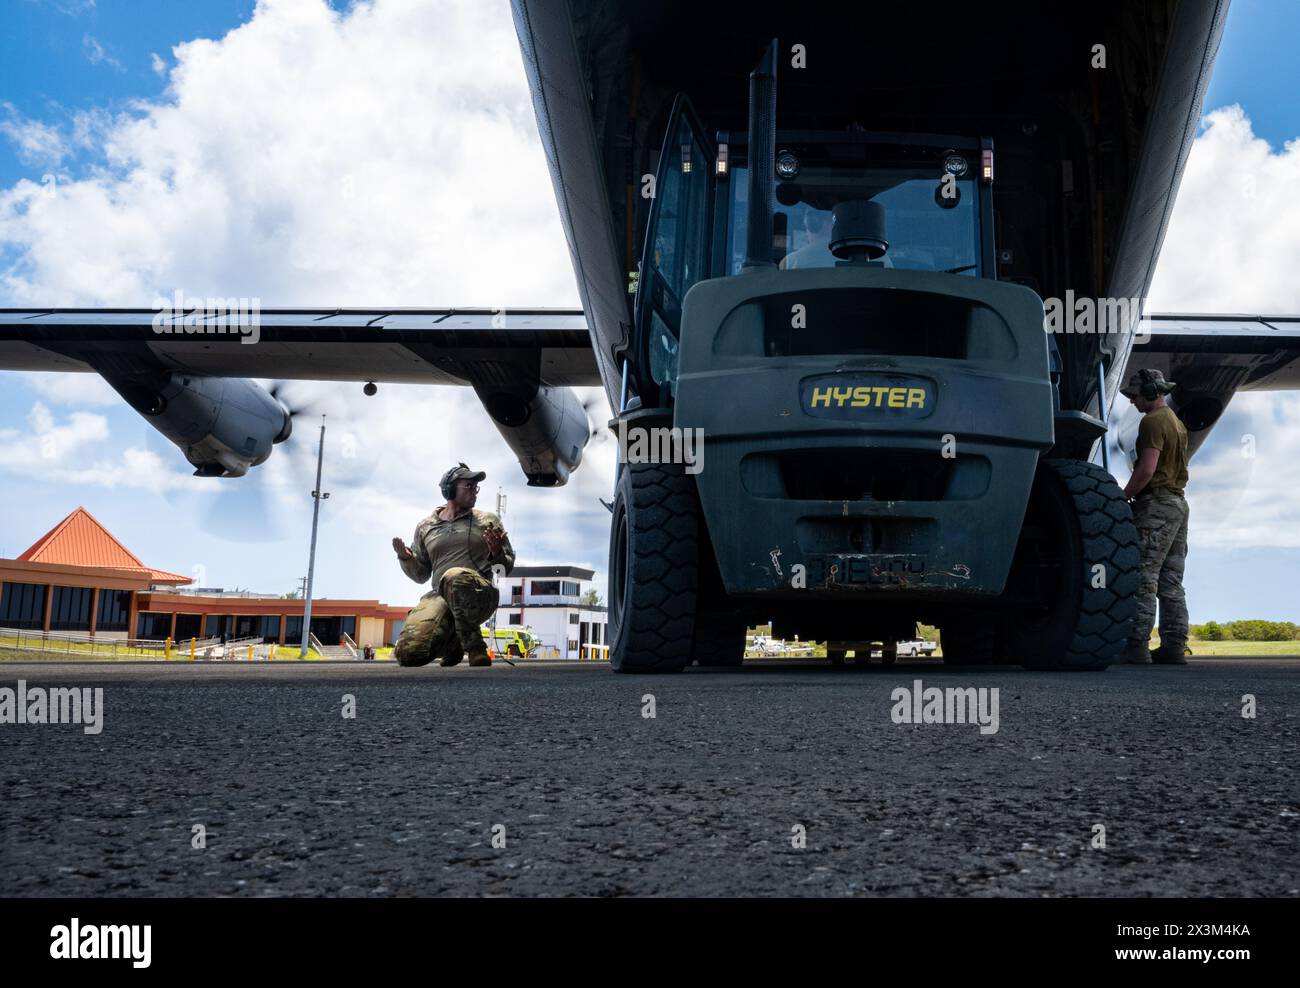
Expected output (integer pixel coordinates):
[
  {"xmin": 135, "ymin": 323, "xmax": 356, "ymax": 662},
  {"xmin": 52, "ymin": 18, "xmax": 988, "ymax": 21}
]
[
  {"xmin": 0, "ymin": 0, "xmax": 602, "ymax": 596},
  {"xmin": 1185, "ymin": 393, "xmax": 1300, "ymax": 549},
  {"xmin": 0, "ymin": 103, "xmax": 68, "ymax": 169},
  {"xmin": 23, "ymin": 371, "xmax": 121, "ymax": 406},
  {"xmin": 0, "ymin": 401, "xmax": 108, "ymax": 467},
  {"xmin": 1149, "ymin": 105, "xmax": 1300, "ymax": 313},
  {"xmin": 0, "ymin": 398, "xmax": 208, "ymax": 492},
  {"xmin": 0, "ymin": 0, "xmax": 576, "ymax": 308},
  {"xmin": 1147, "ymin": 106, "xmax": 1300, "ymax": 553}
]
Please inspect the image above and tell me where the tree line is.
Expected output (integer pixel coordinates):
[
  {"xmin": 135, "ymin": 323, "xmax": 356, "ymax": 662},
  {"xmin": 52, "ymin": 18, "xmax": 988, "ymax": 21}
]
[{"xmin": 1191, "ymin": 620, "xmax": 1300, "ymax": 641}]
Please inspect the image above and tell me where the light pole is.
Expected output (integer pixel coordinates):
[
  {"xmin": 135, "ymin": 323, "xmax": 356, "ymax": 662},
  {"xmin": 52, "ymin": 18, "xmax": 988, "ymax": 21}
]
[
  {"xmin": 489, "ymin": 487, "xmax": 505, "ymax": 655},
  {"xmin": 300, "ymin": 416, "xmax": 329, "ymax": 659}
]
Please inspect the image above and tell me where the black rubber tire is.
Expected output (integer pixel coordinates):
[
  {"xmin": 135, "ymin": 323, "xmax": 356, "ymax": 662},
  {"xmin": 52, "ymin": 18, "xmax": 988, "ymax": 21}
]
[
  {"xmin": 607, "ymin": 460, "xmax": 700, "ymax": 673},
  {"xmin": 1004, "ymin": 458, "xmax": 1139, "ymax": 670},
  {"xmin": 940, "ymin": 620, "xmax": 1002, "ymax": 665},
  {"xmin": 693, "ymin": 611, "xmax": 747, "ymax": 667}
]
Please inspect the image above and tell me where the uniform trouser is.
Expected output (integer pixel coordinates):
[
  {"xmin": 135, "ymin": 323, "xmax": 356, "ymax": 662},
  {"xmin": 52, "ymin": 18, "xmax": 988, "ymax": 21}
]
[
  {"xmin": 1130, "ymin": 488, "xmax": 1190, "ymax": 649},
  {"xmin": 393, "ymin": 567, "xmax": 498, "ymax": 667}
]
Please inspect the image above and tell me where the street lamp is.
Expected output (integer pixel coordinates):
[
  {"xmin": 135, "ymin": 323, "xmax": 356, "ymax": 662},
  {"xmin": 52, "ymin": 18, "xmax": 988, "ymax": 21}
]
[{"xmin": 300, "ymin": 416, "xmax": 329, "ymax": 659}]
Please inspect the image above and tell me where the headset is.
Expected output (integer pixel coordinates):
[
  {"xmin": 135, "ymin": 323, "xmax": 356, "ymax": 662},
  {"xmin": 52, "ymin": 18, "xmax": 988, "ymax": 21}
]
[{"xmin": 440, "ymin": 463, "xmax": 470, "ymax": 502}]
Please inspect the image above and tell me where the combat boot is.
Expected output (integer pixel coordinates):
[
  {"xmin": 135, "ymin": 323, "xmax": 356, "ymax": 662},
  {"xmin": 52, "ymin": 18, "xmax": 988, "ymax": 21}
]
[
  {"xmin": 1118, "ymin": 641, "xmax": 1152, "ymax": 665},
  {"xmin": 1152, "ymin": 642, "xmax": 1188, "ymax": 665},
  {"xmin": 438, "ymin": 647, "xmax": 464, "ymax": 667},
  {"xmin": 465, "ymin": 639, "xmax": 492, "ymax": 667}
]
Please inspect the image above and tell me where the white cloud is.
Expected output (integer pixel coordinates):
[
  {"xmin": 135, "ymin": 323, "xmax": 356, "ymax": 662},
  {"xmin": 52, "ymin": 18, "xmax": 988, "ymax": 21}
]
[
  {"xmin": 1147, "ymin": 105, "xmax": 1300, "ymax": 553},
  {"xmin": 1148, "ymin": 105, "xmax": 1300, "ymax": 313},
  {"xmin": 22, "ymin": 371, "xmax": 120, "ymax": 406},
  {"xmin": 0, "ymin": 398, "xmax": 208, "ymax": 492},
  {"xmin": 82, "ymin": 34, "xmax": 124, "ymax": 72},
  {"xmin": 1183, "ymin": 393, "xmax": 1300, "ymax": 549},
  {"xmin": 34, "ymin": 0, "xmax": 96, "ymax": 15},
  {"xmin": 0, "ymin": 401, "xmax": 108, "ymax": 467},
  {"xmin": 0, "ymin": 0, "xmax": 577, "ymax": 308},
  {"xmin": 150, "ymin": 52, "xmax": 166, "ymax": 76},
  {"xmin": 0, "ymin": 0, "xmax": 605, "ymax": 596},
  {"xmin": 0, "ymin": 103, "xmax": 69, "ymax": 169}
]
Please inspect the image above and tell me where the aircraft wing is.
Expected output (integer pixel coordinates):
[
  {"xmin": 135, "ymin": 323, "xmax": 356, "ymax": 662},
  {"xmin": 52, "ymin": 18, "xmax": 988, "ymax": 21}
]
[
  {"xmin": 1111, "ymin": 313, "xmax": 1300, "ymax": 465},
  {"xmin": 0, "ymin": 307, "xmax": 599, "ymax": 387},
  {"xmin": 0, "ymin": 306, "xmax": 600, "ymax": 486},
  {"xmin": 1133, "ymin": 314, "xmax": 1300, "ymax": 393}
]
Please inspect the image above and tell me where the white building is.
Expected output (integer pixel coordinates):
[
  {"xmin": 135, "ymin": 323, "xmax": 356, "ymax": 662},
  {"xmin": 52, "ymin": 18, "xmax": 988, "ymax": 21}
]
[{"xmin": 492, "ymin": 565, "xmax": 607, "ymax": 659}]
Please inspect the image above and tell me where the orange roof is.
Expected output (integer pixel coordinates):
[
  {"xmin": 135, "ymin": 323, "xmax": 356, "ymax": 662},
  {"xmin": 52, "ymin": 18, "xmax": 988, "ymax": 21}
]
[{"xmin": 17, "ymin": 506, "xmax": 192, "ymax": 585}]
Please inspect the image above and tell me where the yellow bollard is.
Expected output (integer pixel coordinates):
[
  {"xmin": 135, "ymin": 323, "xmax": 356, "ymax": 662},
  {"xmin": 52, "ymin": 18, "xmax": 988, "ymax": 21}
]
[
  {"xmin": 190, "ymin": 637, "xmax": 196, "ymax": 660},
  {"xmin": 165, "ymin": 637, "xmax": 172, "ymax": 660},
  {"xmin": 270, "ymin": 643, "xmax": 277, "ymax": 661},
  {"xmin": 247, "ymin": 644, "xmax": 253, "ymax": 661}
]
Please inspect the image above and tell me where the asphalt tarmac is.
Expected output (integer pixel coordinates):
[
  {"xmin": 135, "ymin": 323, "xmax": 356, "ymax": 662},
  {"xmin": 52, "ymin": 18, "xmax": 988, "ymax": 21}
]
[{"xmin": 2, "ymin": 657, "xmax": 1297, "ymax": 896}]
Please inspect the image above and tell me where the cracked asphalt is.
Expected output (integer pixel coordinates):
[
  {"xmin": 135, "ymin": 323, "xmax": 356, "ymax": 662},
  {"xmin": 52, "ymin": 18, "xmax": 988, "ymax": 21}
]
[{"xmin": 1, "ymin": 657, "xmax": 1297, "ymax": 896}]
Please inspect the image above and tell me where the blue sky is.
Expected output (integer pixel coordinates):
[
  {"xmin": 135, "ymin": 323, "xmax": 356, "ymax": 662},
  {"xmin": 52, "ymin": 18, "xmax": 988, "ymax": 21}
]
[
  {"xmin": 1199, "ymin": 0, "xmax": 1300, "ymax": 149},
  {"xmin": 0, "ymin": 0, "xmax": 1298, "ymax": 625},
  {"xmin": 0, "ymin": 1, "xmax": 252, "ymax": 186}
]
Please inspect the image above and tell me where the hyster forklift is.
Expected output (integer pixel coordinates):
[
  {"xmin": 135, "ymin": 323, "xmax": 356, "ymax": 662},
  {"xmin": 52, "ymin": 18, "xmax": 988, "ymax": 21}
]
[{"xmin": 607, "ymin": 42, "xmax": 1138, "ymax": 672}]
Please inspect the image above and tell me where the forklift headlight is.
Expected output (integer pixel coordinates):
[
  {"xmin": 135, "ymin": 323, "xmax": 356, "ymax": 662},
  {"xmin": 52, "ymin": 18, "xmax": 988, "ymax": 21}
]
[{"xmin": 775, "ymin": 151, "xmax": 800, "ymax": 180}]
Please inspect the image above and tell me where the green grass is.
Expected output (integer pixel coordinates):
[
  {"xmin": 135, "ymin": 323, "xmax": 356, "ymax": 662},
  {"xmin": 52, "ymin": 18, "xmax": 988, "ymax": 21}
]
[{"xmin": 1182, "ymin": 639, "xmax": 1300, "ymax": 656}]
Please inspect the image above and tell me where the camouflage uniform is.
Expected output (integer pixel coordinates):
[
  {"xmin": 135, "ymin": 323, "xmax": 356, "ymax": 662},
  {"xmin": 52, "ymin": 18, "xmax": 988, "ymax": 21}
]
[
  {"xmin": 393, "ymin": 503, "xmax": 515, "ymax": 668},
  {"xmin": 1131, "ymin": 488, "xmax": 1190, "ymax": 652},
  {"xmin": 1121, "ymin": 369, "xmax": 1190, "ymax": 662}
]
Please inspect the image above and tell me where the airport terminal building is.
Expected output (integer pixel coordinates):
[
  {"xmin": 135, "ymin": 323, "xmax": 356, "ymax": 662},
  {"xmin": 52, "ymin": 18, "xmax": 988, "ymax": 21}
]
[{"xmin": 0, "ymin": 507, "xmax": 407, "ymax": 647}]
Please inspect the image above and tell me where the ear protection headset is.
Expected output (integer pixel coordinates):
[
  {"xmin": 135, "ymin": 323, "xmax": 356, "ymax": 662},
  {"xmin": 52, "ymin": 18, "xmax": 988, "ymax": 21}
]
[{"xmin": 440, "ymin": 463, "xmax": 470, "ymax": 501}]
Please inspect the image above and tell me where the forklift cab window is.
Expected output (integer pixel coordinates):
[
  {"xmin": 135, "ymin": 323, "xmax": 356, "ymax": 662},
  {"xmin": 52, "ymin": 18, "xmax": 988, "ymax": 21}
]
[
  {"xmin": 726, "ymin": 147, "xmax": 983, "ymax": 276},
  {"xmin": 641, "ymin": 113, "xmax": 711, "ymax": 396}
]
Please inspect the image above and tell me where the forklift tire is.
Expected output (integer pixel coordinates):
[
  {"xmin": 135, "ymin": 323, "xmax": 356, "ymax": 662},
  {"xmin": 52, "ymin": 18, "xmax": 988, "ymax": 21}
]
[
  {"xmin": 1004, "ymin": 458, "xmax": 1139, "ymax": 671},
  {"xmin": 607, "ymin": 459, "xmax": 700, "ymax": 673},
  {"xmin": 693, "ymin": 611, "xmax": 747, "ymax": 667}
]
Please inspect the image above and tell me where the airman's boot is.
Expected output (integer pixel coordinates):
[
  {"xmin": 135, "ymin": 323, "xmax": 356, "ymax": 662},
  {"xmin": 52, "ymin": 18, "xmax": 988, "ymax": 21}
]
[
  {"xmin": 1152, "ymin": 642, "xmax": 1188, "ymax": 665},
  {"xmin": 1119, "ymin": 641, "xmax": 1152, "ymax": 665},
  {"xmin": 466, "ymin": 639, "xmax": 492, "ymax": 667}
]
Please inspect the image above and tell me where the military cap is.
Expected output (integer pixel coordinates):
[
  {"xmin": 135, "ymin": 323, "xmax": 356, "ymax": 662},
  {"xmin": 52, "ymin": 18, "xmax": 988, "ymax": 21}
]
[
  {"xmin": 1120, "ymin": 367, "xmax": 1176, "ymax": 399},
  {"xmin": 439, "ymin": 462, "xmax": 486, "ymax": 499}
]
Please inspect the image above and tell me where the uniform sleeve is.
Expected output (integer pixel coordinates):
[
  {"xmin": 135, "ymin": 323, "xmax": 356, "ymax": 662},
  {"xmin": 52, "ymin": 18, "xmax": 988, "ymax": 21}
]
[
  {"xmin": 1136, "ymin": 414, "xmax": 1166, "ymax": 452},
  {"xmin": 400, "ymin": 521, "xmax": 432, "ymax": 584},
  {"xmin": 482, "ymin": 511, "xmax": 516, "ymax": 575},
  {"xmin": 496, "ymin": 528, "xmax": 516, "ymax": 575}
]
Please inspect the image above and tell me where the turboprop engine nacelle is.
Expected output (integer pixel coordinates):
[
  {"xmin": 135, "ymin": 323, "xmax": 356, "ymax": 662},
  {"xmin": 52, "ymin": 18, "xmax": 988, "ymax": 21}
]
[
  {"xmin": 103, "ymin": 371, "xmax": 292, "ymax": 477},
  {"xmin": 474, "ymin": 382, "xmax": 588, "ymax": 486}
]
